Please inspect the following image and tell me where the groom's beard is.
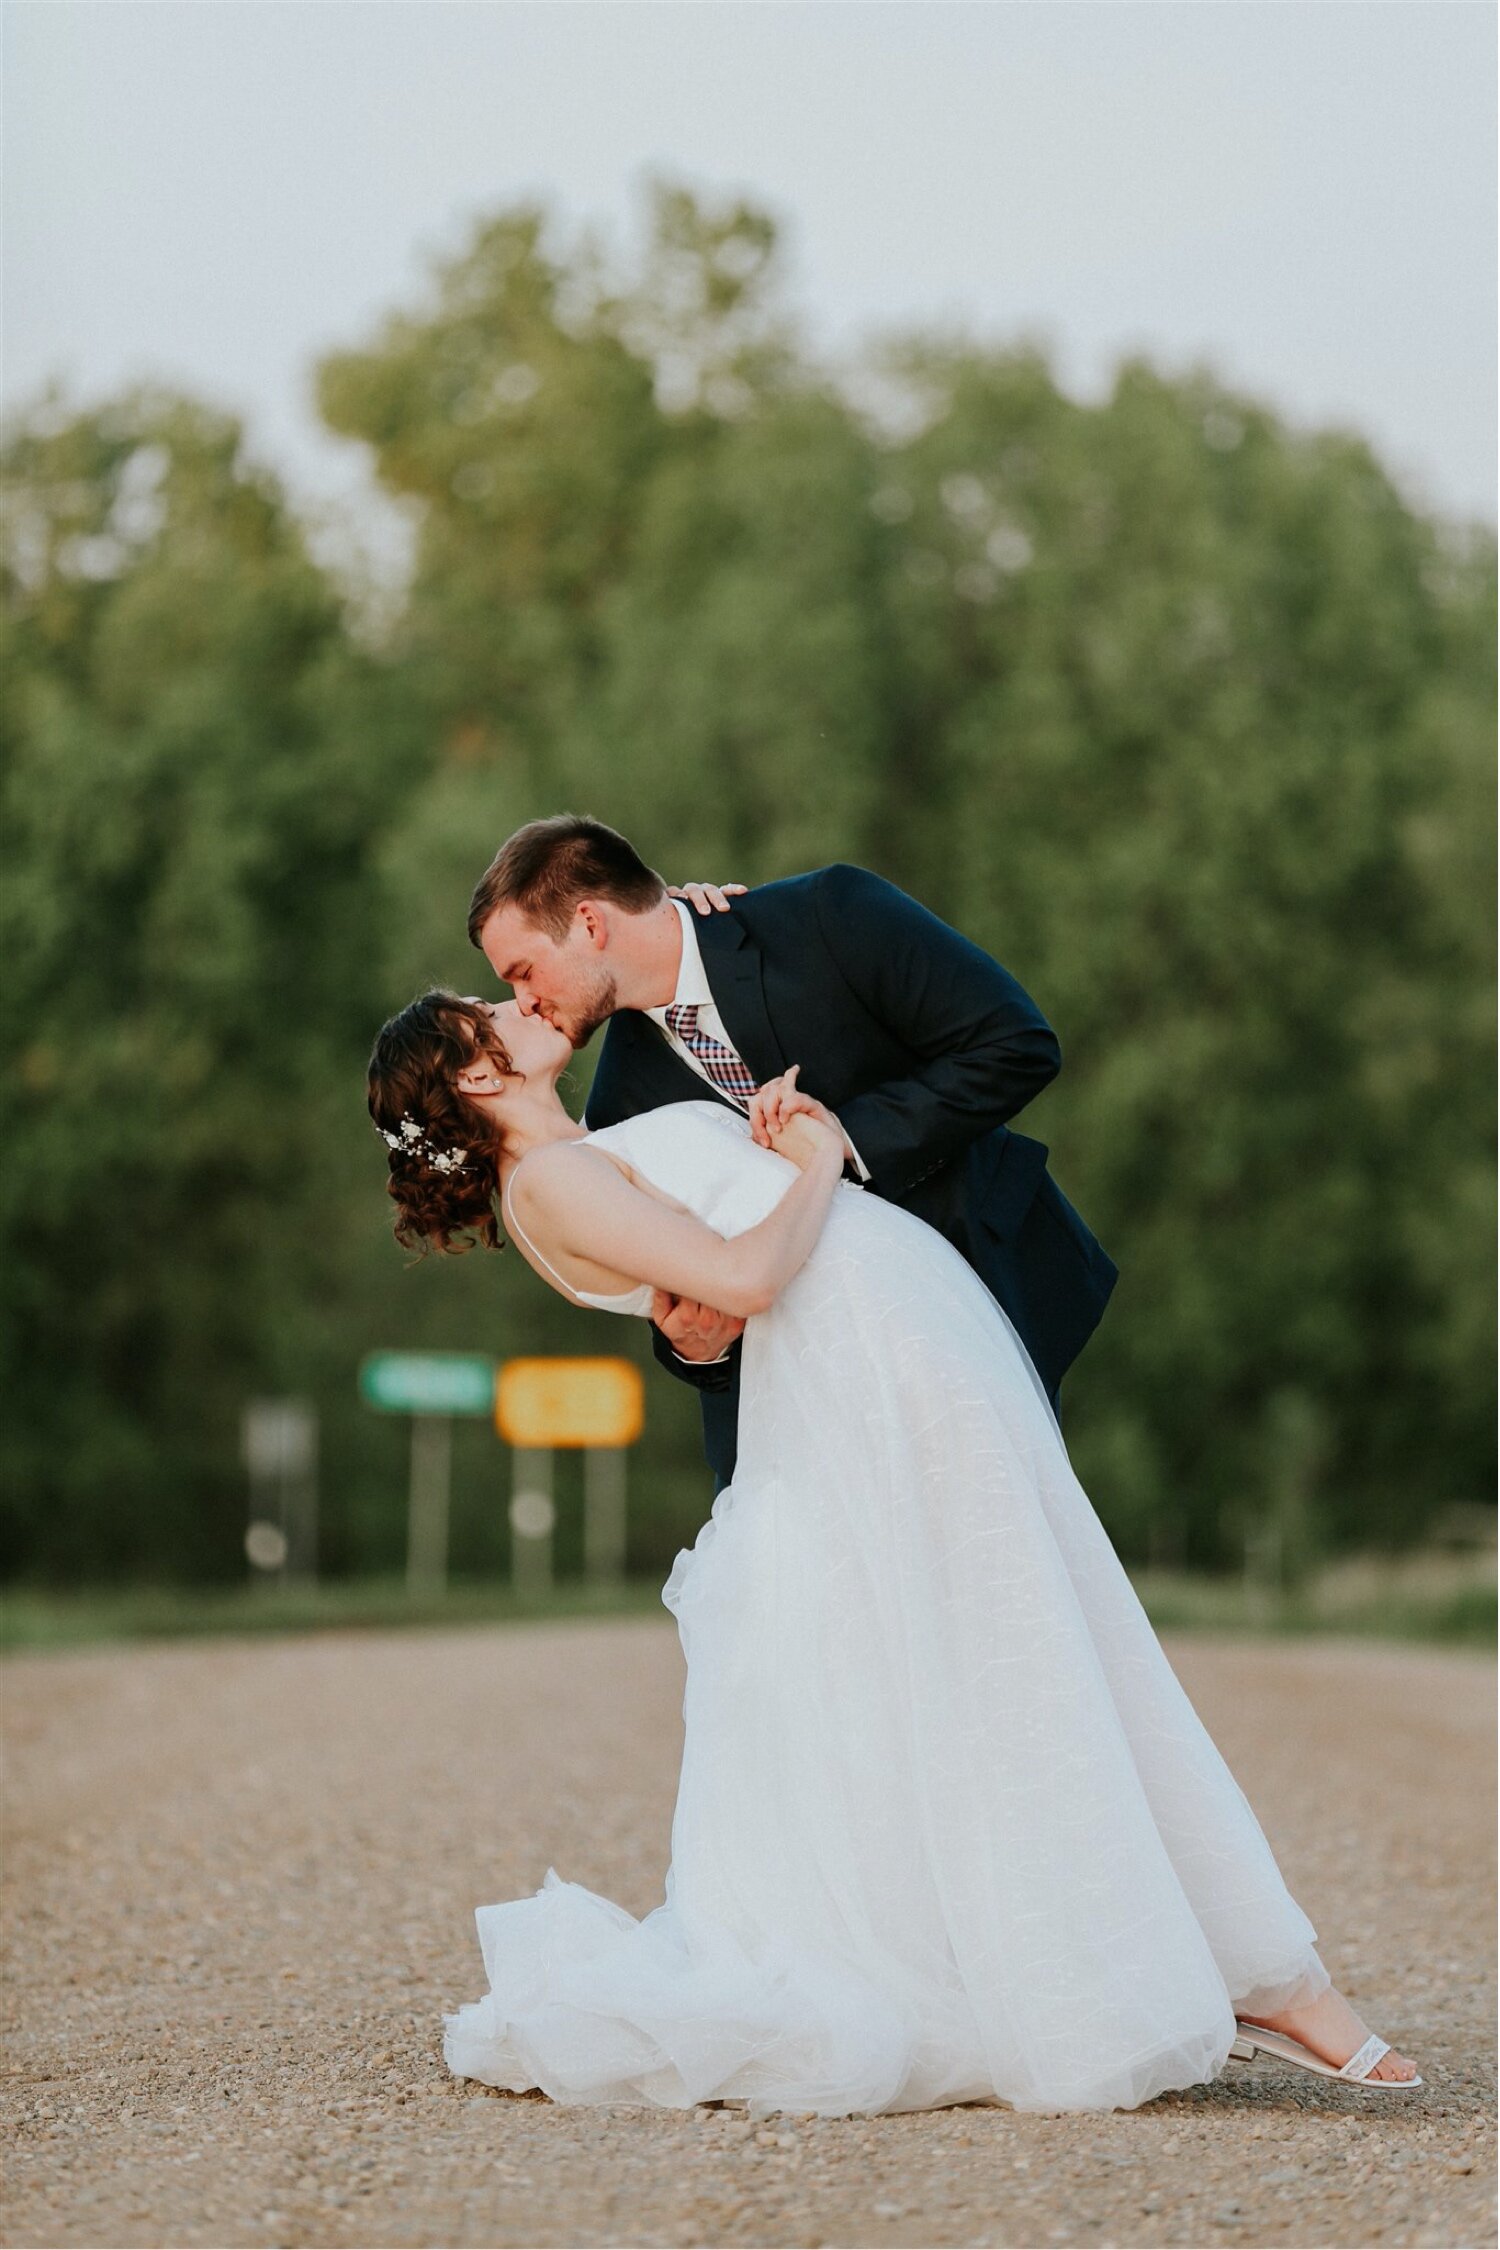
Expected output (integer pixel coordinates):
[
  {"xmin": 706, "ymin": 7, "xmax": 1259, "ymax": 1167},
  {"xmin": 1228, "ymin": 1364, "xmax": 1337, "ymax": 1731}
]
[{"xmin": 565, "ymin": 968, "xmax": 619, "ymax": 1048}]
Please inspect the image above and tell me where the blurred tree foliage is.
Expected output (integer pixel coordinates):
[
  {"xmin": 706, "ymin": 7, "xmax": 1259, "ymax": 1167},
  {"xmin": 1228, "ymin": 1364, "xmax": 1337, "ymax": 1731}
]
[{"xmin": 2, "ymin": 185, "xmax": 1493, "ymax": 1585}]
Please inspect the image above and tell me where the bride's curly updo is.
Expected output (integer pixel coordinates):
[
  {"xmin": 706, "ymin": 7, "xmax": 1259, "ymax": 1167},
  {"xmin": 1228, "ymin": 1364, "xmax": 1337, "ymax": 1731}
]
[{"xmin": 367, "ymin": 991, "xmax": 520, "ymax": 1255}]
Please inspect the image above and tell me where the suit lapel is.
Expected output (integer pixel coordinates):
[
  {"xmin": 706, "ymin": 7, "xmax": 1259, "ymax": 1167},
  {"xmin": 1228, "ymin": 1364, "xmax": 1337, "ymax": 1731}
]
[
  {"xmin": 693, "ymin": 907, "xmax": 785, "ymax": 1086},
  {"xmin": 585, "ymin": 1010, "xmax": 720, "ymax": 1129}
]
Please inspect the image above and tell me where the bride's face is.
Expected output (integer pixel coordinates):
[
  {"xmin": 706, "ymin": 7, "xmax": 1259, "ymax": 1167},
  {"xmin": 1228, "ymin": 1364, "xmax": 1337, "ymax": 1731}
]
[{"xmin": 463, "ymin": 996, "xmax": 570, "ymax": 1084}]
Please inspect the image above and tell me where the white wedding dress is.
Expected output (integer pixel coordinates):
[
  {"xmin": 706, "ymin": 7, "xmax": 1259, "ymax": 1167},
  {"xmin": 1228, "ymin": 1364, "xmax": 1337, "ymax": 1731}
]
[{"xmin": 442, "ymin": 1099, "xmax": 1331, "ymax": 2116}]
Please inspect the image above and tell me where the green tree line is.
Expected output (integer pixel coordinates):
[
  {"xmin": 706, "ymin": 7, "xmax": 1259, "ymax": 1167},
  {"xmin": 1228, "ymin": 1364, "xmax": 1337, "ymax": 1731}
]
[{"xmin": 2, "ymin": 185, "xmax": 1493, "ymax": 1587}]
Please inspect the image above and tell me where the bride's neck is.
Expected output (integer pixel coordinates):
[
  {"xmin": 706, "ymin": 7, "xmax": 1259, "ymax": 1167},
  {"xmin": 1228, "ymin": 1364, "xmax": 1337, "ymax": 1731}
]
[{"xmin": 495, "ymin": 1091, "xmax": 588, "ymax": 1179}]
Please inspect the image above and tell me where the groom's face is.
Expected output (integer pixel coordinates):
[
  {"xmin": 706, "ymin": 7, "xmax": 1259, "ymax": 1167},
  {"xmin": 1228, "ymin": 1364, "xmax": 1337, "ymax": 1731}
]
[{"xmin": 478, "ymin": 900, "xmax": 619, "ymax": 1051}]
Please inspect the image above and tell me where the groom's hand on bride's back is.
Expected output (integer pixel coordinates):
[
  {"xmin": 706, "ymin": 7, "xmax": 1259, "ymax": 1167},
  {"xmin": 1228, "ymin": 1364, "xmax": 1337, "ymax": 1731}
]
[{"xmin": 650, "ymin": 1289, "xmax": 746, "ymax": 1363}]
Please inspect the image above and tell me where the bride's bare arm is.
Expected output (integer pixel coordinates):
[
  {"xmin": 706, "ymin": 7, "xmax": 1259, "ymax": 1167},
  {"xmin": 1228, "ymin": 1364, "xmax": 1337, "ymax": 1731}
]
[{"xmin": 511, "ymin": 1124, "xmax": 846, "ymax": 1318}]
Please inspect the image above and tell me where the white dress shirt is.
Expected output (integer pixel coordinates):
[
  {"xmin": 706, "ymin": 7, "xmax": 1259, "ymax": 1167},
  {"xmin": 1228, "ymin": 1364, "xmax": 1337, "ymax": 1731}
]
[{"xmin": 645, "ymin": 901, "xmax": 870, "ymax": 1365}]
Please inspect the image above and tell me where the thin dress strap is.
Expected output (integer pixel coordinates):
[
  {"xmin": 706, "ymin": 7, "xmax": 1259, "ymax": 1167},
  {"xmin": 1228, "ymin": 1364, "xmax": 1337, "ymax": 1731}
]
[{"xmin": 500, "ymin": 1146, "xmax": 634, "ymax": 1307}]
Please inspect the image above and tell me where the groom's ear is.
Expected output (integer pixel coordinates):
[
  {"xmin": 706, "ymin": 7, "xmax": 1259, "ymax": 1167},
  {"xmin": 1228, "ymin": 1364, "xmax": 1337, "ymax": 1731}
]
[{"xmin": 575, "ymin": 899, "xmax": 610, "ymax": 950}]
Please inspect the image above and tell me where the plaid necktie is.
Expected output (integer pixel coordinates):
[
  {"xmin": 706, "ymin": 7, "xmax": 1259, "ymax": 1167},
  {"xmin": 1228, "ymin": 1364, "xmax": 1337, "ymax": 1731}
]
[{"xmin": 664, "ymin": 1002, "xmax": 758, "ymax": 1108}]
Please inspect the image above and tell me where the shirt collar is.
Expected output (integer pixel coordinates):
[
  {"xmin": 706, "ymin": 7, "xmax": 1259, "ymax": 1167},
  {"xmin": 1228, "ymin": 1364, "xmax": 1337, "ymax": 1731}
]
[{"xmin": 645, "ymin": 897, "xmax": 714, "ymax": 1019}]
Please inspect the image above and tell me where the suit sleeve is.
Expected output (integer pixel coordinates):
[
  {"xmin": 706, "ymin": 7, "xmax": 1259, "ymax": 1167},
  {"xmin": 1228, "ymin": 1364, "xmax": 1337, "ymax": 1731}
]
[
  {"xmin": 811, "ymin": 862, "xmax": 1060, "ymax": 1198},
  {"xmin": 841, "ymin": 1132, "xmax": 872, "ymax": 1185}
]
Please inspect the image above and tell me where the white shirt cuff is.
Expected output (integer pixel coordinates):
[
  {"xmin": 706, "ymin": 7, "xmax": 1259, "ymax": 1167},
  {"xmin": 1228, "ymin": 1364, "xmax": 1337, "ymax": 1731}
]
[
  {"xmin": 843, "ymin": 1132, "xmax": 872, "ymax": 1185},
  {"xmin": 671, "ymin": 1343, "xmax": 735, "ymax": 1366}
]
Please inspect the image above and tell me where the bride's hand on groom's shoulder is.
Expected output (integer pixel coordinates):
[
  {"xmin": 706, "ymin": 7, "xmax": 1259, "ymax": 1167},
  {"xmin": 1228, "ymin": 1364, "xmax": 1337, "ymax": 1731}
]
[{"xmin": 668, "ymin": 881, "xmax": 747, "ymax": 914}]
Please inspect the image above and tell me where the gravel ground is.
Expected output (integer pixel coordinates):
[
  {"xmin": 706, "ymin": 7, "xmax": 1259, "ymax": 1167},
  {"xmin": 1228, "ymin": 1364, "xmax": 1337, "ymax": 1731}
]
[{"xmin": 3, "ymin": 1617, "xmax": 1494, "ymax": 2249}]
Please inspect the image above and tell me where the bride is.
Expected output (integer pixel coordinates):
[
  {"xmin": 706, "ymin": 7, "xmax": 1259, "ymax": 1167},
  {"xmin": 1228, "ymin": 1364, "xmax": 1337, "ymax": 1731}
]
[{"xmin": 367, "ymin": 988, "xmax": 1421, "ymax": 2114}]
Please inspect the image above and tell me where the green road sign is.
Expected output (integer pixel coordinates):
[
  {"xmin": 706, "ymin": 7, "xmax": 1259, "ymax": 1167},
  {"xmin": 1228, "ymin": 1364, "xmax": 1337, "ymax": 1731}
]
[{"xmin": 359, "ymin": 1352, "xmax": 497, "ymax": 1418}]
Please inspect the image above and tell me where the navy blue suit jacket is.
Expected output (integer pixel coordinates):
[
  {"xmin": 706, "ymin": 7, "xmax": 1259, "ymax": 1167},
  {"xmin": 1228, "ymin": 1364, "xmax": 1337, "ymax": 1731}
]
[{"xmin": 583, "ymin": 863, "xmax": 1118, "ymax": 1490}]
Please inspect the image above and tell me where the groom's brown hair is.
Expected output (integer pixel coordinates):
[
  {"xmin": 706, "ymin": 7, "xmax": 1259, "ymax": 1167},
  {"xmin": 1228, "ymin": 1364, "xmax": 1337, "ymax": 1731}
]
[{"xmin": 467, "ymin": 814, "xmax": 666, "ymax": 947}]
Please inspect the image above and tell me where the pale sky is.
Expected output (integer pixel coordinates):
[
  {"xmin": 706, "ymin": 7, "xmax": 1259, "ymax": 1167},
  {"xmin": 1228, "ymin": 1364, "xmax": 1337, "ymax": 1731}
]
[{"xmin": 5, "ymin": 0, "xmax": 1496, "ymax": 576}]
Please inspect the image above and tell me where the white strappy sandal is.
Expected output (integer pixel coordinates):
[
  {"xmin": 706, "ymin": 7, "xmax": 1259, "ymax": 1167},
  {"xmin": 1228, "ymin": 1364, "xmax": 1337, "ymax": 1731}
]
[{"xmin": 1230, "ymin": 2018, "xmax": 1423, "ymax": 2091}]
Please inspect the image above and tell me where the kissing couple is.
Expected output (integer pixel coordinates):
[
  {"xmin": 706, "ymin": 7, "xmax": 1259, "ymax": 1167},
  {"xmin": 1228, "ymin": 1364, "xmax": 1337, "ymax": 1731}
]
[{"xmin": 367, "ymin": 813, "xmax": 1419, "ymax": 2115}]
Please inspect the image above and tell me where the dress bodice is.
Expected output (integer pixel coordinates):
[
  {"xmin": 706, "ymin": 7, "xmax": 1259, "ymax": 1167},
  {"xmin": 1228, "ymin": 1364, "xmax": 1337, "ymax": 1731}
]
[{"xmin": 502, "ymin": 1102, "xmax": 802, "ymax": 1317}]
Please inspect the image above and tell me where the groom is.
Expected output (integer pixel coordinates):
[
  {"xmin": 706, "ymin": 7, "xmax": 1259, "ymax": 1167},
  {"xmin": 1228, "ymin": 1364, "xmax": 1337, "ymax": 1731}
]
[{"xmin": 470, "ymin": 814, "xmax": 1118, "ymax": 1494}]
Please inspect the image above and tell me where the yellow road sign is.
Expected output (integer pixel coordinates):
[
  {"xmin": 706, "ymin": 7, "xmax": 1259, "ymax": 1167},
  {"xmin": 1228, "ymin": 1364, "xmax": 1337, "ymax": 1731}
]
[{"xmin": 496, "ymin": 1357, "xmax": 645, "ymax": 1449}]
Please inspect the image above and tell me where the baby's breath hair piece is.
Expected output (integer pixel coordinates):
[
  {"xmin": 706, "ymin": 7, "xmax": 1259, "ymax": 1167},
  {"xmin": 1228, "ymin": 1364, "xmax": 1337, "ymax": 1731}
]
[{"xmin": 377, "ymin": 1115, "xmax": 469, "ymax": 1175}]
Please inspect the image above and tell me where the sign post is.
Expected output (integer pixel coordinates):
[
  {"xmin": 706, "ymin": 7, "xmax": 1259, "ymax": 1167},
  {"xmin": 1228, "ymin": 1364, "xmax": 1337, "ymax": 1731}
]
[
  {"xmin": 508, "ymin": 1448, "xmax": 556, "ymax": 1598},
  {"xmin": 583, "ymin": 1447, "xmax": 628, "ymax": 1582},
  {"xmin": 242, "ymin": 1399, "xmax": 319, "ymax": 1585},
  {"xmin": 406, "ymin": 1416, "xmax": 453, "ymax": 1596},
  {"xmin": 496, "ymin": 1358, "xmax": 645, "ymax": 1590},
  {"xmin": 358, "ymin": 1353, "xmax": 498, "ymax": 1594}
]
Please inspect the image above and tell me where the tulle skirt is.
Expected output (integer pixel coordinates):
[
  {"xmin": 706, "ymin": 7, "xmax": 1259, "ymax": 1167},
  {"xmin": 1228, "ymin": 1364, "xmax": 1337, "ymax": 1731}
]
[{"xmin": 443, "ymin": 1191, "xmax": 1329, "ymax": 2114}]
